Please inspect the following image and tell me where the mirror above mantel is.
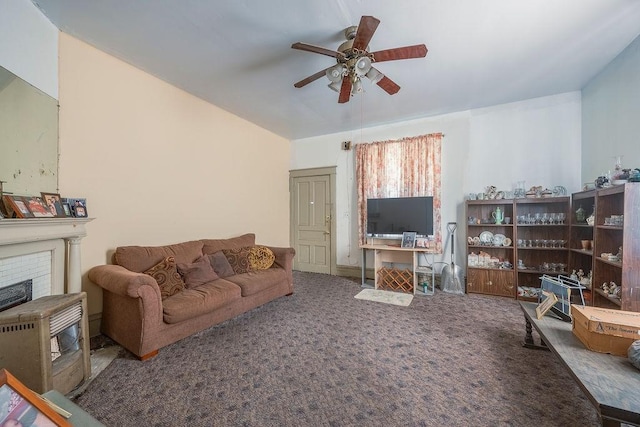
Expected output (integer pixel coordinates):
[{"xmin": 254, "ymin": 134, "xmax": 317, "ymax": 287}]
[{"xmin": 0, "ymin": 65, "xmax": 59, "ymax": 196}]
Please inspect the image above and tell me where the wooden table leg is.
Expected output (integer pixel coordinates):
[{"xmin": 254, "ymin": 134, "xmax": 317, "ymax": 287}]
[{"xmin": 522, "ymin": 316, "xmax": 550, "ymax": 351}]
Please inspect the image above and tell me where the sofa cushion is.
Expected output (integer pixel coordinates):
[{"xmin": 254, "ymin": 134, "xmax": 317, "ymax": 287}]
[
  {"xmin": 224, "ymin": 268, "xmax": 287, "ymax": 297},
  {"xmin": 222, "ymin": 247, "xmax": 253, "ymax": 274},
  {"xmin": 201, "ymin": 233, "xmax": 255, "ymax": 255},
  {"xmin": 177, "ymin": 255, "xmax": 219, "ymax": 288},
  {"xmin": 161, "ymin": 279, "xmax": 241, "ymax": 324},
  {"xmin": 115, "ymin": 240, "xmax": 204, "ymax": 273},
  {"xmin": 143, "ymin": 256, "xmax": 186, "ymax": 300},
  {"xmin": 208, "ymin": 251, "xmax": 235, "ymax": 279},
  {"xmin": 249, "ymin": 246, "xmax": 275, "ymax": 270}
]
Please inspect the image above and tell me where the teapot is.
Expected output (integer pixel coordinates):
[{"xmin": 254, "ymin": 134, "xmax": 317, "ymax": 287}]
[{"xmin": 492, "ymin": 207, "xmax": 504, "ymax": 224}]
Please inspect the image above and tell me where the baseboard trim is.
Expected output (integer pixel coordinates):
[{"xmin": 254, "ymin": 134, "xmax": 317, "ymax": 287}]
[
  {"xmin": 335, "ymin": 265, "xmax": 374, "ymax": 280},
  {"xmin": 88, "ymin": 312, "xmax": 102, "ymax": 338}
]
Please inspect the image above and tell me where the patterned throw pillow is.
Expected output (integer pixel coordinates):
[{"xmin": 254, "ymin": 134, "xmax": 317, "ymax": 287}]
[
  {"xmin": 143, "ymin": 256, "xmax": 186, "ymax": 300},
  {"xmin": 221, "ymin": 247, "xmax": 253, "ymax": 274},
  {"xmin": 177, "ymin": 255, "xmax": 219, "ymax": 288},
  {"xmin": 208, "ymin": 251, "xmax": 236, "ymax": 278},
  {"xmin": 248, "ymin": 246, "xmax": 275, "ymax": 270}
]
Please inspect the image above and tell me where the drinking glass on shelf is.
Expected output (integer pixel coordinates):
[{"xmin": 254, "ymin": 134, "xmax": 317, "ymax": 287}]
[
  {"xmin": 549, "ymin": 213, "xmax": 557, "ymax": 224},
  {"xmin": 558, "ymin": 213, "xmax": 565, "ymax": 224},
  {"xmin": 540, "ymin": 212, "xmax": 549, "ymax": 224},
  {"xmin": 535, "ymin": 213, "xmax": 542, "ymax": 224}
]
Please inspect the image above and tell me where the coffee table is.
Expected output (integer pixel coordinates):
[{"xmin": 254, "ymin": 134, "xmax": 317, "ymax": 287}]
[{"xmin": 519, "ymin": 302, "xmax": 640, "ymax": 426}]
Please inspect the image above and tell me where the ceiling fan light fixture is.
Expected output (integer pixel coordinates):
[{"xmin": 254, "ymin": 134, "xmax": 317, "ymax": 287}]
[
  {"xmin": 354, "ymin": 56, "xmax": 372, "ymax": 76},
  {"xmin": 326, "ymin": 64, "xmax": 346, "ymax": 82},
  {"xmin": 365, "ymin": 67, "xmax": 384, "ymax": 84},
  {"xmin": 327, "ymin": 81, "xmax": 342, "ymax": 92},
  {"xmin": 352, "ymin": 77, "xmax": 364, "ymax": 95}
]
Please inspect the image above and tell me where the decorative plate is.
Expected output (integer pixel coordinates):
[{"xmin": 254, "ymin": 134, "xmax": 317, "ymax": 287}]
[
  {"xmin": 492, "ymin": 233, "xmax": 506, "ymax": 246},
  {"xmin": 479, "ymin": 231, "xmax": 494, "ymax": 245},
  {"xmin": 503, "ymin": 237, "xmax": 512, "ymax": 247}
]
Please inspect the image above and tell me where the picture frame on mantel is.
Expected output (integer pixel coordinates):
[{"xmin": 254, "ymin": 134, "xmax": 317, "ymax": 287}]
[
  {"xmin": 41, "ymin": 192, "xmax": 66, "ymax": 217},
  {"xmin": 2, "ymin": 195, "xmax": 34, "ymax": 218},
  {"xmin": 0, "ymin": 368, "xmax": 71, "ymax": 426}
]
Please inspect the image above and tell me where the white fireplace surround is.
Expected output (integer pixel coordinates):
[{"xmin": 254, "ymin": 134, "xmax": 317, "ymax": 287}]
[{"xmin": 0, "ymin": 218, "xmax": 93, "ymax": 295}]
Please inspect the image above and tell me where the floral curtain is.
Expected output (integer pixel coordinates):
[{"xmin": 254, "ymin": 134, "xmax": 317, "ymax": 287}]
[{"xmin": 355, "ymin": 133, "xmax": 442, "ymax": 252}]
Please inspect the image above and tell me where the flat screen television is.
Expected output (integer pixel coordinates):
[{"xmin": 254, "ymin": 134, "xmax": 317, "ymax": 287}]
[{"xmin": 366, "ymin": 196, "xmax": 434, "ymax": 237}]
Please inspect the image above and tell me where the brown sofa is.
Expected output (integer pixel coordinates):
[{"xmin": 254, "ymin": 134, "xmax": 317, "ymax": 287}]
[{"xmin": 88, "ymin": 233, "xmax": 295, "ymax": 360}]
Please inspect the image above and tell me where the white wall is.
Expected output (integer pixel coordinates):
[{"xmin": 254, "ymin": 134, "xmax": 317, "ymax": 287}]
[
  {"xmin": 0, "ymin": 0, "xmax": 58, "ymax": 99},
  {"xmin": 291, "ymin": 92, "xmax": 582, "ymax": 270},
  {"xmin": 582, "ymin": 34, "xmax": 640, "ymax": 183}
]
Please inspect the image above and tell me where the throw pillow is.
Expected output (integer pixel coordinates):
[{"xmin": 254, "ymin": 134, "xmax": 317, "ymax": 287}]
[
  {"xmin": 221, "ymin": 247, "xmax": 253, "ymax": 274},
  {"xmin": 248, "ymin": 246, "xmax": 275, "ymax": 270},
  {"xmin": 208, "ymin": 251, "xmax": 236, "ymax": 278},
  {"xmin": 143, "ymin": 256, "xmax": 186, "ymax": 300},
  {"xmin": 177, "ymin": 255, "xmax": 219, "ymax": 288}
]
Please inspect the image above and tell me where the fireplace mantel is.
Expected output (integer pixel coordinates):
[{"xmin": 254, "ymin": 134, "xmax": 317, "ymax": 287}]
[{"xmin": 0, "ymin": 218, "xmax": 94, "ymax": 293}]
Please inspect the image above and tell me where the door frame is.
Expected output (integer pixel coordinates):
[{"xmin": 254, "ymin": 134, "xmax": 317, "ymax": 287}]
[{"xmin": 289, "ymin": 166, "xmax": 337, "ymax": 275}]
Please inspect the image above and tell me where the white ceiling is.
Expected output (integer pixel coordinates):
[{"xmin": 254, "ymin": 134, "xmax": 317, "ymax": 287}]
[{"xmin": 31, "ymin": 0, "xmax": 640, "ymax": 140}]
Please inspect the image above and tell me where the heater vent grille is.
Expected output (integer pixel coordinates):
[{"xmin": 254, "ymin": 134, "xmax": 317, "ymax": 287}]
[
  {"xmin": 0, "ymin": 322, "xmax": 35, "ymax": 334},
  {"xmin": 50, "ymin": 301, "xmax": 82, "ymax": 336}
]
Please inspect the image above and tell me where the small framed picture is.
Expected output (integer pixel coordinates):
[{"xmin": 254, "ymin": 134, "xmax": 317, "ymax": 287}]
[
  {"xmin": 401, "ymin": 231, "xmax": 417, "ymax": 248},
  {"xmin": 2, "ymin": 195, "xmax": 34, "ymax": 218},
  {"xmin": 41, "ymin": 192, "xmax": 66, "ymax": 217},
  {"xmin": 25, "ymin": 196, "xmax": 55, "ymax": 218},
  {"xmin": 61, "ymin": 202, "xmax": 72, "ymax": 217},
  {"xmin": 0, "ymin": 368, "xmax": 71, "ymax": 426},
  {"xmin": 61, "ymin": 198, "xmax": 88, "ymax": 218}
]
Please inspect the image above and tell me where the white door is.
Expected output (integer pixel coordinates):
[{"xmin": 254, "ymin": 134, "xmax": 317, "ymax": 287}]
[{"xmin": 291, "ymin": 174, "xmax": 332, "ymax": 274}]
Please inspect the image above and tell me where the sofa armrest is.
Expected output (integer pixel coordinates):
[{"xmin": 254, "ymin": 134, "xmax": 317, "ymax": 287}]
[
  {"xmin": 265, "ymin": 246, "xmax": 295, "ymax": 290},
  {"xmin": 88, "ymin": 264, "xmax": 161, "ymax": 300},
  {"xmin": 267, "ymin": 246, "xmax": 295, "ymax": 270}
]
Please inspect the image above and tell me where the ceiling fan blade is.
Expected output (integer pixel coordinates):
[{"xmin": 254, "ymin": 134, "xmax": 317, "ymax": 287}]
[
  {"xmin": 371, "ymin": 44, "xmax": 428, "ymax": 63},
  {"xmin": 294, "ymin": 67, "xmax": 331, "ymax": 88},
  {"xmin": 291, "ymin": 42, "xmax": 343, "ymax": 58},
  {"xmin": 352, "ymin": 16, "xmax": 380, "ymax": 51},
  {"xmin": 338, "ymin": 78, "xmax": 352, "ymax": 103},
  {"xmin": 377, "ymin": 75, "xmax": 401, "ymax": 95}
]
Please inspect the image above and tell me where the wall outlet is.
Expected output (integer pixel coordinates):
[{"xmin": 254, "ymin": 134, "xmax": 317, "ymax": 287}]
[{"xmin": 341, "ymin": 140, "xmax": 352, "ymax": 150}]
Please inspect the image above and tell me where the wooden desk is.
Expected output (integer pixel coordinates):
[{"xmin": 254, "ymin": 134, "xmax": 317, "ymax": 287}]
[
  {"xmin": 519, "ymin": 302, "xmax": 640, "ymax": 427},
  {"xmin": 360, "ymin": 244, "xmax": 437, "ymax": 295}
]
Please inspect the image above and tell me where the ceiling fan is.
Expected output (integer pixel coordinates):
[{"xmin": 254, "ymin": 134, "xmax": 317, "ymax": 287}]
[{"xmin": 292, "ymin": 15, "xmax": 428, "ymax": 103}]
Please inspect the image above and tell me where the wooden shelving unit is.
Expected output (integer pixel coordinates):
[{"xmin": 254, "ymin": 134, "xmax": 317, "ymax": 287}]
[
  {"xmin": 584, "ymin": 183, "xmax": 640, "ymax": 311},
  {"xmin": 465, "ymin": 197, "xmax": 570, "ymax": 299}
]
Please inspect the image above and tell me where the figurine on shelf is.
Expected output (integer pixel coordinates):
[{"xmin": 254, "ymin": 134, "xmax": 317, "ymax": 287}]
[
  {"xmin": 602, "ymin": 282, "xmax": 610, "ymax": 293},
  {"xmin": 570, "ymin": 269, "xmax": 578, "ymax": 281},
  {"xmin": 575, "ymin": 206, "xmax": 586, "ymax": 223}
]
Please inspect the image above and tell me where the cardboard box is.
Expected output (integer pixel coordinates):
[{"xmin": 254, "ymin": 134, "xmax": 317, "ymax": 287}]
[{"xmin": 571, "ymin": 305, "xmax": 640, "ymax": 357}]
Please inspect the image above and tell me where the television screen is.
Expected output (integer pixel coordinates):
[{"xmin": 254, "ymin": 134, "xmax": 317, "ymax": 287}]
[{"xmin": 366, "ymin": 197, "xmax": 434, "ymax": 236}]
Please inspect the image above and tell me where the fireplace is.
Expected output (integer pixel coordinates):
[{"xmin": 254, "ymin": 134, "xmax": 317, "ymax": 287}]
[
  {"xmin": 0, "ymin": 218, "xmax": 93, "ymax": 297},
  {"xmin": 0, "ymin": 279, "xmax": 32, "ymax": 312}
]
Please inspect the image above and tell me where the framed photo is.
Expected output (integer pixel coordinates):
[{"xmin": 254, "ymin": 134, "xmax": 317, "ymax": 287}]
[
  {"xmin": 2, "ymin": 195, "xmax": 34, "ymax": 218},
  {"xmin": 24, "ymin": 196, "xmax": 55, "ymax": 218},
  {"xmin": 61, "ymin": 203, "xmax": 72, "ymax": 218},
  {"xmin": 0, "ymin": 368, "xmax": 70, "ymax": 426},
  {"xmin": 41, "ymin": 192, "xmax": 66, "ymax": 217},
  {"xmin": 62, "ymin": 198, "xmax": 88, "ymax": 218},
  {"xmin": 401, "ymin": 231, "xmax": 417, "ymax": 248}
]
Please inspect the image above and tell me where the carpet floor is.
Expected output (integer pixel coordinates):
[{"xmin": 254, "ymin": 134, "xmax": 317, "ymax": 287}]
[{"xmin": 74, "ymin": 271, "xmax": 600, "ymax": 426}]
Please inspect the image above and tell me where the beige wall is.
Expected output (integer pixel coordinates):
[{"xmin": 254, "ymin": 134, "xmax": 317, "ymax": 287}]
[{"xmin": 58, "ymin": 34, "xmax": 290, "ymax": 327}]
